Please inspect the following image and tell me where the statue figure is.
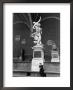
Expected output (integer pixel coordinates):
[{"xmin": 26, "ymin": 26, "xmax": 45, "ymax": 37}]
[
  {"xmin": 31, "ymin": 17, "xmax": 44, "ymax": 72},
  {"xmin": 31, "ymin": 17, "xmax": 42, "ymax": 45}
]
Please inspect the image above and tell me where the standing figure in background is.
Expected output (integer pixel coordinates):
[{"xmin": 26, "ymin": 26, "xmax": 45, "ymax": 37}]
[{"xmin": 21, "ymin": 48, "xmax": 25, "ymax": 61}]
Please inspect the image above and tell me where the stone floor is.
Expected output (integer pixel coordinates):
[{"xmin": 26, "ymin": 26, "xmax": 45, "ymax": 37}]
[
  {"xmin": 13, "ymin": 59, "xmax": 60, "ymax": 77},
  {"xmin": 13, "ymin": 71, "xmax": 60, "ymax": 77}
]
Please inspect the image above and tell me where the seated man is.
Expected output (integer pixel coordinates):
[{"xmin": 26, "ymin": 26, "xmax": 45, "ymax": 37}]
[{"xmin": 39, "ymin": 63, "xmax": 46, "ymax": 77}]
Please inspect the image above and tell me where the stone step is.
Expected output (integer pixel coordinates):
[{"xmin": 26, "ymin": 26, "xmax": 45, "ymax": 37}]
[{"xmin": 13, "ymin": 70, "xmax": 60, "ymax": 77}]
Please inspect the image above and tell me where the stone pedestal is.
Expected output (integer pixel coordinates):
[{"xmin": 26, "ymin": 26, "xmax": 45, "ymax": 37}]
[
  {"xmin": 51, "ymin": 50, "xmax": 60, "ymax": 62},
  {"xmin": 31, "ymin": 45, "xmax": 44, "ymax": 72}
]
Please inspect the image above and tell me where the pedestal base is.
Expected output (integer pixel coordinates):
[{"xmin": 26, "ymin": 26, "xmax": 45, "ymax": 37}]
[
  {"xmin": 51, "ymin": 51, "xmax": 60, "ymax": 62},
  {"xmin": 31, "ymin": 44, "xmax": 44, "ymax": 72},
  {"xmin": 31, "ymin": 58, "xmax": 44, "ymax": 72},
  {"xmin": 51, "ymin": 58, "xmax": 59, "ymax": 62}
]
